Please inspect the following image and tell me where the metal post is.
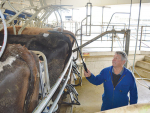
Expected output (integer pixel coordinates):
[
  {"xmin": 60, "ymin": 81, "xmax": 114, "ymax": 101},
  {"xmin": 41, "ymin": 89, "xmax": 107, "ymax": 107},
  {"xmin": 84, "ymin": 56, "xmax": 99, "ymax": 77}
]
[
  {"xmin": 125, "ymin": 29, "xmax": 130, "ymax": 68},
  {"xmin": 75, "ymin": 22, "xmax": 77, "ymax": 34},
  {"xmin": 86, "ymin": 2, "xmax": 92, "ymax": 36},
  {"xmin": 111, "ymin": 26, "xmax": 114, "ymax": 51},
  {"xmin": 12, "ymin": 21, "xmax": 16, "ymax": 35},
  {"xmin": 139, "ymin": 26, "xmax": 143, "ymax": 50},
  {"xmin": 102, "ymin": 6, "xmax": 104, "ymax": 33},
  {"xmin": 81, "ymin": 21, "xmax": 82, "ymax": 52},
  {"xmin": 123, "ymin": 34, "xmax": 125, "ymax": 51},
  {"xmin": 101, "ymin": 6, "xmax": 104, "ymax": 41},
  {"xmin": 80, "ymin": 17, "xmax": 87, "ymax": 52}
]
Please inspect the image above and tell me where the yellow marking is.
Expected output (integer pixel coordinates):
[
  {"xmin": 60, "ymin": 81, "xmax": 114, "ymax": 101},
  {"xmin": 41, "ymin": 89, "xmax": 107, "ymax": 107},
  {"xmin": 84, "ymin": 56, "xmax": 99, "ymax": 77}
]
[{"xmin": 83, "ymin": 53, "xmax": 90, "ymax": 56}]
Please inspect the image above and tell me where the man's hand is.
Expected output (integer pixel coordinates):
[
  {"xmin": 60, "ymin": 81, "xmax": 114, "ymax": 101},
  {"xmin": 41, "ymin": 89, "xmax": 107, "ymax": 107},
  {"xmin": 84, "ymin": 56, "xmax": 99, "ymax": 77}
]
[{"xmin": 84, "ymin": 69, "xmax": 91, "ymax": 78}]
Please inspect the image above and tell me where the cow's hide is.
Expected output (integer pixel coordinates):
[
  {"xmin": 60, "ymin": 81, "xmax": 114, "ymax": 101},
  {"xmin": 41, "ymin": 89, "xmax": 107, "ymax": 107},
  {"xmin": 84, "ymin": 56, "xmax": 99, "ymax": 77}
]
[
  {"xmin": 0, "ymin": 44, "xmax": 39, "ymax": 113},
  {"xmin": 0, "ymin": 32, "xmax": 72, "ymax": 88},
  {"xmin": 0, "ymin": 26, "xmax": 75, "ymax": 45}
]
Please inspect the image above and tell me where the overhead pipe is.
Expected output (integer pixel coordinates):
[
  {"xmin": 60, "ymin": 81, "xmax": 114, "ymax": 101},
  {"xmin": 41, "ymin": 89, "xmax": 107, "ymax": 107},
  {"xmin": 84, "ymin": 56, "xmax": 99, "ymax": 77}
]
[
  {"xmin": 2, "ymin": 6, "xmax": 36, "ymax": 31},
  {"xmin": 18, "ymin": 5, "xmax": 64, "ymax": 34}
]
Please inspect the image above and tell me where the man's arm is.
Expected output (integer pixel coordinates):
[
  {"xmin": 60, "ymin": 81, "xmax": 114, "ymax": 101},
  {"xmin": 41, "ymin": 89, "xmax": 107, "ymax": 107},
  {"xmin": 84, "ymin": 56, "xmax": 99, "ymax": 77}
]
[
  {"xmin": 130, "ymin": 77, "xmax": 138, "ymax": 104},
  {"xmin": 84, "ymin": 69, "xmax": 105, "ymax": 85}
]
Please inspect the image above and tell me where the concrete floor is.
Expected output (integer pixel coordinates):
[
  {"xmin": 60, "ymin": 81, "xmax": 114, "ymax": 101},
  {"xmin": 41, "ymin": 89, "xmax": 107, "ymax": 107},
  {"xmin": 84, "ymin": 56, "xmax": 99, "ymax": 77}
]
[
  {"xmin": 73, "ymin": 77, "xmax": 104, "ymax": 113},
  {"xmin": 136, "ymin": 79, "xmax": 150, "ymax": 104},
  {"xmin": 73, "ymin": 76, "xmax": 150, "ymax": 113}
]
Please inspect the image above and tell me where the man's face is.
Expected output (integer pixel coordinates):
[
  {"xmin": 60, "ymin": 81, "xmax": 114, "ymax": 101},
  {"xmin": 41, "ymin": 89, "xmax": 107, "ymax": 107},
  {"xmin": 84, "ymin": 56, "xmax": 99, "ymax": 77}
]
[{"xmin": 112, "ymin": 53, "xmax": 125, "ymax": 68}]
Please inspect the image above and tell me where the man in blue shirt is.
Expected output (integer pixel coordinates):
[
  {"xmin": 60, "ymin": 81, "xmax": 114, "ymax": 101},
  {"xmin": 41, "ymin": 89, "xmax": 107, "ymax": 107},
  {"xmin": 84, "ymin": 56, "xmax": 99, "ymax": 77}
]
[{"xmin": 84, "ymin": 51, "xmax": 138, "ymax": 111}]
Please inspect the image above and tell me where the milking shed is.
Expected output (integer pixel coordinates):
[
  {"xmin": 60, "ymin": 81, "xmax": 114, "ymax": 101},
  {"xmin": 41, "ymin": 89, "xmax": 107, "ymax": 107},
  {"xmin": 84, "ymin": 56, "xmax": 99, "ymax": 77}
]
[{"xmin": 0, "ymin": 0, "xmax": 150, "ymax": 113}]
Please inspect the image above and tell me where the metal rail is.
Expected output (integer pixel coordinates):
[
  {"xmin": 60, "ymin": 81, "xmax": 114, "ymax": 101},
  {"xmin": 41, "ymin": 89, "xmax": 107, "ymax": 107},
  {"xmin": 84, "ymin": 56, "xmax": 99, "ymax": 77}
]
[
  {"xmin": 33, "ymin": 54, "xmax": 72, "ymax": 113},
  {"xmin": 32, "ymin": 51, "xmax": 50, "ymax": 92},
  {"xmin": 106, "ymin": 12, "xmax": 130, "ymax": 31},
  {"xmin": 0, "ymin": 9, "xmax": 7, "ymax": 58},
  {"xmin": 0, "ymin": 6, "xmax": 36, "ymax": 31},
  {"xmin": 48, "ymin": 60, "xmax": 72, "ymax": 113},
  {"xmin": 73, "ymin": 29, "xmax": 126, "ymax": 52},
  {"xmin": 18, "ymin": 5, "xmax": 65, "ymax": 34}
]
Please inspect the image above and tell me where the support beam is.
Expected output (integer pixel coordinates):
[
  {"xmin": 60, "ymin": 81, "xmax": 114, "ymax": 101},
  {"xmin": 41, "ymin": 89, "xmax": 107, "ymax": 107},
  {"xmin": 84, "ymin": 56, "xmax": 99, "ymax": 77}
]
[{"xmin": 125, "ymin": 29, "xmax": 130, "ymax": 68}]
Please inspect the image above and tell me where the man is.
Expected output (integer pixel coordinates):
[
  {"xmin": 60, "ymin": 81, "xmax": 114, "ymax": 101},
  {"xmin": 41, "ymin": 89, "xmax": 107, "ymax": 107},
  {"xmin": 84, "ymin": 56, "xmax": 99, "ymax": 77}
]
[{"xmin": 84, "ymin": 51, "xmax": 138, "ymax": 111}]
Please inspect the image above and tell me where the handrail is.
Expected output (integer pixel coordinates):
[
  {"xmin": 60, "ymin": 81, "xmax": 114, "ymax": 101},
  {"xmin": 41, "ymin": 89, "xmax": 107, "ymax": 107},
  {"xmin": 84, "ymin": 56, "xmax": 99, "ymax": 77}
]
[
  {"xmin": 106, "ymin": 12, "xmax": 130, "ymax": 31},
  {"xmin": 73, "ymin": 29, "xmax": 126, "ymax": 52},
  {"xmin": 33, "ymin": 54, "xmax": 72, "ymax": 113},
  {"xmin": 48, "ymin": 60, "xmax": 72, "ymax": 113}
]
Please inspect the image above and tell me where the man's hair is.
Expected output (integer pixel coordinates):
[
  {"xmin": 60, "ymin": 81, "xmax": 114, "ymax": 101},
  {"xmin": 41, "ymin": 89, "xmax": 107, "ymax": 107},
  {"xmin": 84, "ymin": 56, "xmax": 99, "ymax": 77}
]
[{"xmin": 115, "ymin": 51, "xmax": 127, "ymax": 62}]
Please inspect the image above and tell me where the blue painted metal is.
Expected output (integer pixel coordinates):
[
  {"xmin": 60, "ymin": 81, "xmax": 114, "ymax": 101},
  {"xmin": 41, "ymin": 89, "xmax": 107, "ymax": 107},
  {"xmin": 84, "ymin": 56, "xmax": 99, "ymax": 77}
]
[{"xmin": 0, "ymin": 9, "xmax": 33, "ymax": 19}]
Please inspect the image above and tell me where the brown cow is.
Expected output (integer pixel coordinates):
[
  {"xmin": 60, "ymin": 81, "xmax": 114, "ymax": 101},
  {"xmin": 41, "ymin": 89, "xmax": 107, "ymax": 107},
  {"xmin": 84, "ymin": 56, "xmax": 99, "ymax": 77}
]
[
  {"xmin": 0, "ymin": 44, "xmax": 39, "ymax": 113},
  {"xmin": 0, "ymin": 27, "xmax": 75, "ymax": 112},
  {"xmin": 0, "ymin": 30, "xmax": 73, "ymax": 88},
  {"xmin": 0, "ymin": 26, "xmax": 75, "ymax": 45}
]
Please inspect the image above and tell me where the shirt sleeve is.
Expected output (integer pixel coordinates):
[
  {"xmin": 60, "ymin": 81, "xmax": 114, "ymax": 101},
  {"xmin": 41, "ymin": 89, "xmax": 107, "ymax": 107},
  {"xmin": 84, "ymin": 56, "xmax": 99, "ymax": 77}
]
[
  {"xmin": 86, "ymin": 69, "xmax": 105, "ymax": 85},
  {"xmin": 130, "ymin": 75, "xmax": 138, "ymax": 104}
]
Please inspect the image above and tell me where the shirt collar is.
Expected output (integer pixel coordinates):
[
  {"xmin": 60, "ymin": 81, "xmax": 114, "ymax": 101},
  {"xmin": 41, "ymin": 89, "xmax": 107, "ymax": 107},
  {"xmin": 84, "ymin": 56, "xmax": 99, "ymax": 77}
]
[{"xmin": 112, "ymin": 67, "xmax": 124, "ymax": 75}]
